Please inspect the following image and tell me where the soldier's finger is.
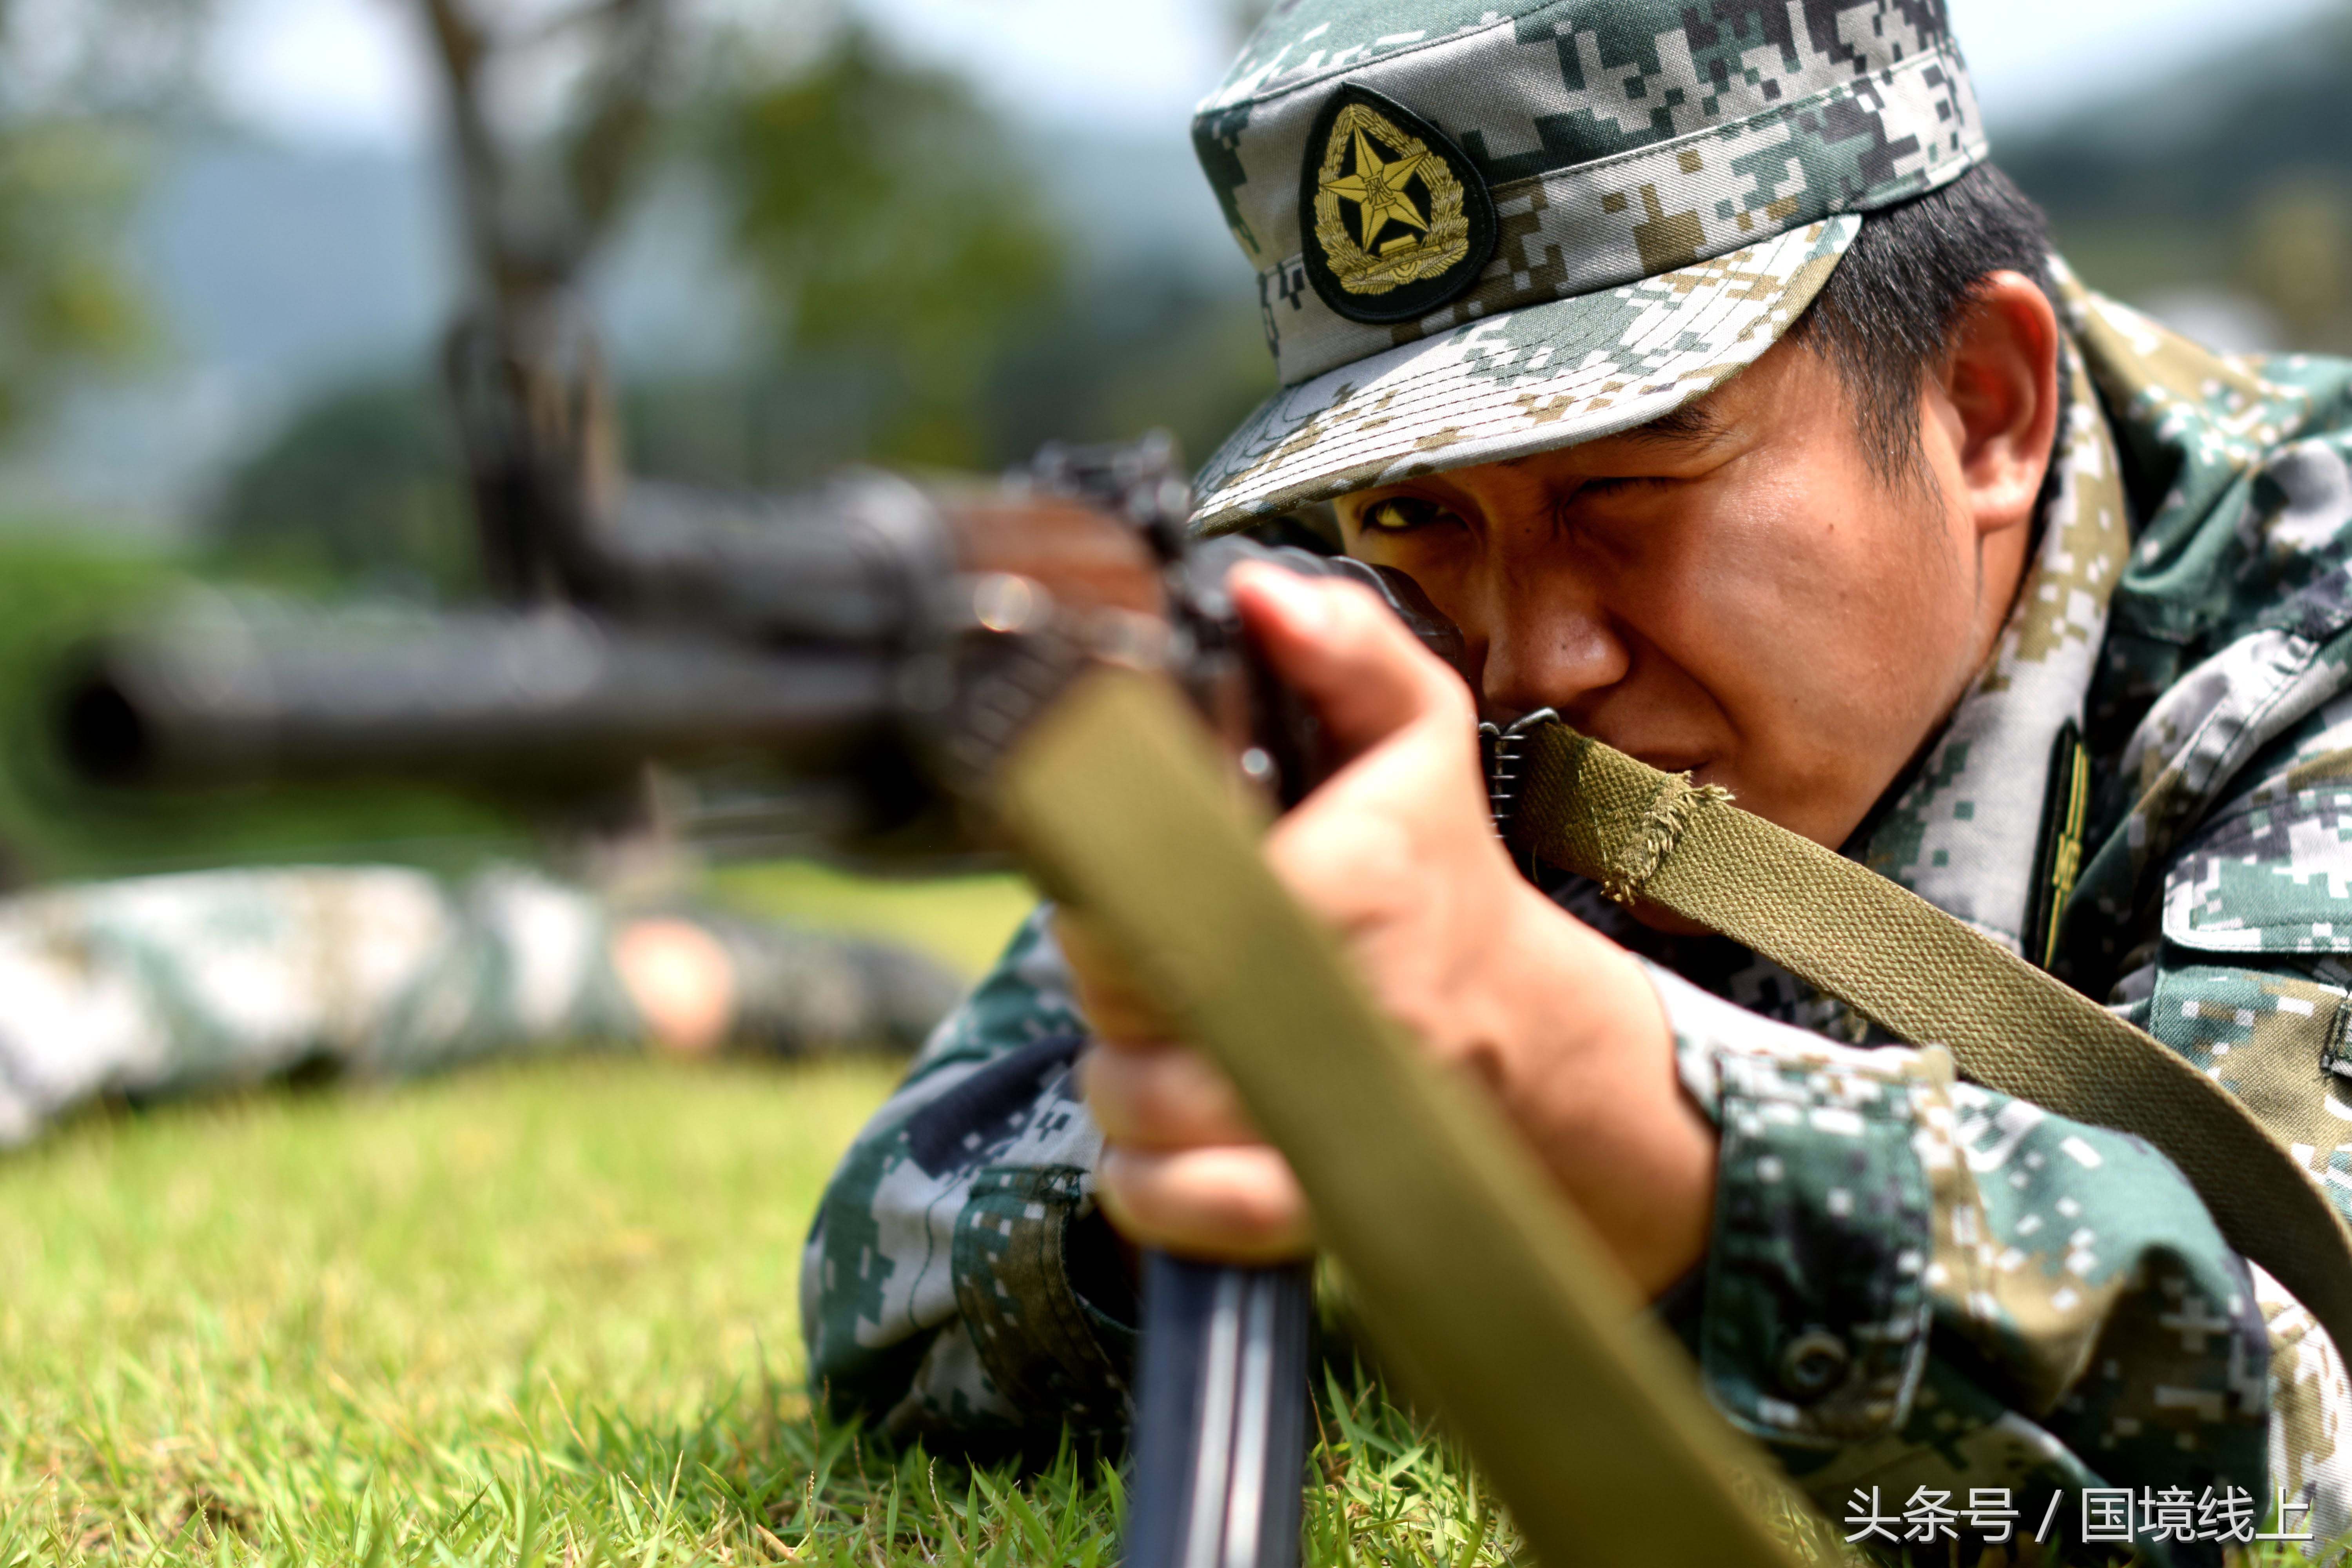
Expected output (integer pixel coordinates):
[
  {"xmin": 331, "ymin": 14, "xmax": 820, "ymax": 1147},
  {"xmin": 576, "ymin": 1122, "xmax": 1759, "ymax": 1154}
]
[
  {"xmin": 1096, "ymin": 1143, "xmax": 1313, "ymax": 1262},
  {"xmin": 1229, "ymin": 561, "xmax": 1474, "ymax": 760},
  {"xmin": 1053, "ymin": 909, "xmax": 1170, "ymax": 1043},
  {"xmin": 1078, "ymin": 1040, "xmax": 1261, "ymax": 1149}
]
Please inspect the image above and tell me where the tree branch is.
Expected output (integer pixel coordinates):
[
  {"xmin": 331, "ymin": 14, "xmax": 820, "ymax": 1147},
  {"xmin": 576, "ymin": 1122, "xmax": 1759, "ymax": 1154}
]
[
  {"xmin": 562, "ymin": 0, "xmax": 671, "ymax": 246},
  {"xmin": 511, "ymin": 0, "xmax": 637, "ymax": 52},
  {"xmin": 415, "ymin": 0, "xmax": 519, "ymax": 300}
]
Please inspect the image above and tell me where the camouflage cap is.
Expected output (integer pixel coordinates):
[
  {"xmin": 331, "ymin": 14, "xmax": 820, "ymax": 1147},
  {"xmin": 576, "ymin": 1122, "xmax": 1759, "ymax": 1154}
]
[{"xmin": 1188, "ymin": 0, "xmax": 1987, "ymax": 534}]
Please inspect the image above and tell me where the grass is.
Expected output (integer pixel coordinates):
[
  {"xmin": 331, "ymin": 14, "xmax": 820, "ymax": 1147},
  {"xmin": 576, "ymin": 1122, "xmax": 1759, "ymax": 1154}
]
[
  {"xmin": 0, "ymin": 1051, "xmax": 1535, "ymax": 1566},
  {"xmin": 708, "ymin": 861, "xmax": 1035, "ymax": 980},
  {"xmin": 0, "ymin": 1054, "xmax": 882, "ymax": 1562},
  {"xmin": 0, "ymin": 860, "xmax": 1538, "ymax": 1568}
]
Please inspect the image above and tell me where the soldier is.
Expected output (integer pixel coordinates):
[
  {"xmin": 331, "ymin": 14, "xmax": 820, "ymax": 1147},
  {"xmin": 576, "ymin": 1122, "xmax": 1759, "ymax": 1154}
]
[
  {"xmin": 805, "ymin": 0, "xmax": 2352, "ymax": 1559},
  {"xmin": 0, "ymin": 861, "xmax": 962, "ymax": 1147}
]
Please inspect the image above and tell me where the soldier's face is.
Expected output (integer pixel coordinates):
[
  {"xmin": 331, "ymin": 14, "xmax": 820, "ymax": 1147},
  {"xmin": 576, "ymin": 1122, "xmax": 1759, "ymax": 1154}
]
[{"xmin": 1332, "ymin": 319, "xmax": 2050, "ymax": 854}]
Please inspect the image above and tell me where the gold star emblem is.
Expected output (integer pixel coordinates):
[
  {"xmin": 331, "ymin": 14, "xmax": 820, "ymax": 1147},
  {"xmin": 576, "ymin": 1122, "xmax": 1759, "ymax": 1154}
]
[
  {"xmin": 1318, "ymin": 128, "xmax": 1434, "ymax": 252},
  {"xmin": 1305, "ymin": 95, "xmax": 1482, "ymax": 310}
]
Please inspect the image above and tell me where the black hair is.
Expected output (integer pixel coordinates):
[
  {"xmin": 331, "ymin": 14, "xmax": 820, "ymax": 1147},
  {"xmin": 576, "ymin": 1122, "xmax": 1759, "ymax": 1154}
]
[{"xmin": 1786, "ymin": 163, "xmax": 2065, "ymax": 496}]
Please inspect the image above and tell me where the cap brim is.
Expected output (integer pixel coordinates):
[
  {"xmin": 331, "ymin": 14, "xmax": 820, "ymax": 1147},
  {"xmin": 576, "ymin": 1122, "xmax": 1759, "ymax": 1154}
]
[{"xmin": 1191, "ymin": 215, "xmax": 1858, "ymax": 535}]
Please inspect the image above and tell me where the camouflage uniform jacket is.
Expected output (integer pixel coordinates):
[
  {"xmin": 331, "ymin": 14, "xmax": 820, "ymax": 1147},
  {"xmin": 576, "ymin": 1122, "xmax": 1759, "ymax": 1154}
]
[
  {"xmin": 803, "ymin": 279, "xmax": 2352, "ymax": 1559},
  {"xmin": 0, "ymin": 862, "xmax": 951, "ymax": 1147},
  {"xmin": 0, "ymin": 863, "xmax": 643, "ymax": 1145}
]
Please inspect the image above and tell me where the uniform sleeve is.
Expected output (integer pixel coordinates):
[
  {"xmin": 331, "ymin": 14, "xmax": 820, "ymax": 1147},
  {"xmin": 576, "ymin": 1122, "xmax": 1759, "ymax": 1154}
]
[
  {"xmin": 800, "ymin": 905, "xmax": 1138, "ymax": 1448},
  {"xmin": 1648, "ymin": 964, "xmax": 2272, "ymax": 1562}
]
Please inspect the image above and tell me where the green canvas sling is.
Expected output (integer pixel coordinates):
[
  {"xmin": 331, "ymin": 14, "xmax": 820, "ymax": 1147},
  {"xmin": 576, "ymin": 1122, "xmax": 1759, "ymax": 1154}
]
[
  {"xmin": 1505, "ymin": 719, "xmax": 2352, "ymax": 1370},
  {"xmin": 994, "ymin": 668, "xmax": 1808, "ymax": 1568}
]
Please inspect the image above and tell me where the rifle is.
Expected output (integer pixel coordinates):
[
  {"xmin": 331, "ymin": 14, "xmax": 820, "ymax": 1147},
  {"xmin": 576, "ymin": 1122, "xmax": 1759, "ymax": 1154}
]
[
  {"xmin": 54, "ymin": 343, "xmax": 1803, "ymax": 1565},
  {"xmin": 57, "ymin": 433, "xmax": 1425, "ymax": 1568}
]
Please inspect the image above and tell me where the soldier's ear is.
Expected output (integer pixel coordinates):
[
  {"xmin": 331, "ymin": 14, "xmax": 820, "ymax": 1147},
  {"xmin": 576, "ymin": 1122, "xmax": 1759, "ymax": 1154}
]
[{"xmin": 1933, "ymin": 271, "xmax": 2063, "ymax": 544}]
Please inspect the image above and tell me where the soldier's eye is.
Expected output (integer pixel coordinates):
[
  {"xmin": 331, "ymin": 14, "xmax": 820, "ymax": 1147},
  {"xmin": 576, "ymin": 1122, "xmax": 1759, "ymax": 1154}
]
[{"xmin": 1357, "ymin": 496, "xmax": 1460, "ymax": 534}]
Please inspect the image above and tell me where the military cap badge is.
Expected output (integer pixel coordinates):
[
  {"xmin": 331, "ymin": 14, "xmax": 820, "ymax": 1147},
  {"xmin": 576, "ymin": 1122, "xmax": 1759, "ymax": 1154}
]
[{"xmin": 1297, "ymin": 85, "xmax": 1495, "ymax": 325}]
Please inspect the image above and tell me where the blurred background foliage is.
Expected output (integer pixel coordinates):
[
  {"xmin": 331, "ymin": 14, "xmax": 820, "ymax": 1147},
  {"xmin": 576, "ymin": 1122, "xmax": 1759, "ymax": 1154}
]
[
  {"xmin": 205, "ymin": 379, "xmax": 473, "ymax": 595},
  {"xmin": 0, "ymin": 0, "xmax": 222, "ymax": 445},
  {"xmin": 0, "ymin": 120, "xmax": 150, "ymax": 442},
  {"xmin": 711, "ymin": 29, "xmax": 1065, "ymax": 470},
  {"xmin": 0, "ymin": 0, "xmax": 1280, "ymax": 882},
  {"xmin": 2000, "ymin": 4, "xmax": 2352, "ymax": 352},
  {"xmin": 186, "ymin": 9, "xmax": 1277, "ymax": 601},
  {"xmin": 0, "ymin": 0, "xmax": 2344, "ymax": 884}
]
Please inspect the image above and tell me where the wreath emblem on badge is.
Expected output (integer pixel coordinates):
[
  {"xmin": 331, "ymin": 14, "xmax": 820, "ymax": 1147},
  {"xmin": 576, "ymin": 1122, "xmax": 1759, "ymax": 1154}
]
[{"xmin": 1298, "ymin": 86, "xmax": 1495, "ymax": 326}]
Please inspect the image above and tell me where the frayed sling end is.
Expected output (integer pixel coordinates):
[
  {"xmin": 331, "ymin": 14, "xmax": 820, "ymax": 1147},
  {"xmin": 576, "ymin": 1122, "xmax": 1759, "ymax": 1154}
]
[{"xmin": 1601, "ymin": 776, "xmax": 1735, "ymax": 906}]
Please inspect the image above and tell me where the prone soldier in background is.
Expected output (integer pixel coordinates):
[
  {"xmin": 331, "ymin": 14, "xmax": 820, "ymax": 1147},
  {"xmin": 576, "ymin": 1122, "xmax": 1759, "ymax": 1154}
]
[
  {"xmin": 806, "ymin": 0, "xmax": 2352, "ymax": 1561},
  {"xmin": 0, "ymin": 860, "xmax": 962, "ymax": 1149}
]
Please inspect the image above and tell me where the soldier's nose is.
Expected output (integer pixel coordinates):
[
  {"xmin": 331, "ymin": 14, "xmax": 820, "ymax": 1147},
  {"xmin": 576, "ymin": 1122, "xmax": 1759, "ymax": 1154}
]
[{"xmin": 1479, "ymin": 604, "xmax": 1630, "ymax": 721}]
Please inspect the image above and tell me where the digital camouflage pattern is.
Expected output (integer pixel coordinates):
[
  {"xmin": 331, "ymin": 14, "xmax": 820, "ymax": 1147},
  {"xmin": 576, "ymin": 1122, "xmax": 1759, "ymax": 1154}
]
[
  {"xmin": 1190, "ymin": 0, "xmax": 1986, "ymax": 530},
  {"xmin": 804, "ymin": 288, "xmax": 2352, "ymax": 1565},
  {"xmin": 799, "ymin": 910, "xmax": 1128, "ymax": 1439},
  {"xmin": 0, "ymin": 864, "xmax": 961, "ymax": 1147}
]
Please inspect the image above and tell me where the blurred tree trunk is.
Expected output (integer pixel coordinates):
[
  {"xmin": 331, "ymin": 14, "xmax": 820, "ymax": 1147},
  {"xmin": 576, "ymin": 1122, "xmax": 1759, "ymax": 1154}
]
[{"xmin": 413, "ymin": 0, "xmax": 673, "ymax": 604}]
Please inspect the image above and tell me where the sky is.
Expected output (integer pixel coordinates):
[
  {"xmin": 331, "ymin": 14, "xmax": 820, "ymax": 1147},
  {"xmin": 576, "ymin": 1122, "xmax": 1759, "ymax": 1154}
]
[{"xmin": 212, "ymin": 0, "xmax": 2344, "ymax": 153}]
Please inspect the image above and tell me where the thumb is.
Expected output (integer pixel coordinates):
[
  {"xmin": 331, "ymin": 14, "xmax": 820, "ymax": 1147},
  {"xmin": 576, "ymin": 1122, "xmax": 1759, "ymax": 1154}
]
[{"xmin": 1228, "ymin": 560, "xmax": 1474, "ymax": 759}]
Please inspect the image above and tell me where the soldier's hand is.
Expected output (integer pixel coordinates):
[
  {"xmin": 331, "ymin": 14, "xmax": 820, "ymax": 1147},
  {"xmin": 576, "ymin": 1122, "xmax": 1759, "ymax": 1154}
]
[
  {"xmin": 1073, "ymin": 562, "xmax": 1717, "ymax": 1296},
  {"xmin": 1062, "ymin": 913, "xmax": 1313, "ymax": 1262}
]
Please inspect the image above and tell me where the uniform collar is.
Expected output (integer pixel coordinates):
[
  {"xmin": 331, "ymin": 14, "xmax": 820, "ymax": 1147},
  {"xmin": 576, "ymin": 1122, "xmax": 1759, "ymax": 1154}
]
[{"xmin": 1855, "ymin": 330, "xmax": 2133, "ymax": 953}]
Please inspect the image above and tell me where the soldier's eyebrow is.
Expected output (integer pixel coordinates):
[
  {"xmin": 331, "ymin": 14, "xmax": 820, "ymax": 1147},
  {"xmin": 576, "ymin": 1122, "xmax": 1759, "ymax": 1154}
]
[
  {"xmin": 1504, "ymin": 403, "xmax": 1726, "ymax": 468},
  {"xmin": 1619, "ymin": 402, "xmax": 1726, "ymax": 447},
  {"xmin": 1494, "ymin": 401, "xmax": 1728, "ymax": 474}
]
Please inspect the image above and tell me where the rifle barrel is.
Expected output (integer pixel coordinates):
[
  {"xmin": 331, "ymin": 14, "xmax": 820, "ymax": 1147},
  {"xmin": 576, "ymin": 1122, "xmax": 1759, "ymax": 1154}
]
[{"xmin": 59, "ymin": 603, "xmax": 898, "ymax": 791}]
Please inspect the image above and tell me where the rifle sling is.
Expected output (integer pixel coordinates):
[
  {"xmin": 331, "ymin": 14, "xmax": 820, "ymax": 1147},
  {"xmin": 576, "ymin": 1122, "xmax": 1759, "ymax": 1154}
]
[
  {"xmin": 993, "ymin": 668, "xmax": 1804, "ymax": 1568},
  {"xmin": 1508, "ymin": 720, "xmax": 2352, "ymax": 1364}
]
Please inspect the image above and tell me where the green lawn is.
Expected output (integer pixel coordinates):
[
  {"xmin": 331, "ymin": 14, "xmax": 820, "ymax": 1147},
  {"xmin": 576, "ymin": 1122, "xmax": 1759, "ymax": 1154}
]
[
  {"xmin": 707, "ymin": 861, "xmax": 1037, "ymax": 980},
  {"xmin": 0, "ymin": 1054, "xmax": 888, "ymax": 1562},
  {"xmin": 0, "ymin": 864, "xmax": 1541, "ymax": 1567},
  {"xmin": 0, "ymin": 1053, "xmax": 1535, "ymax": 1567}
]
